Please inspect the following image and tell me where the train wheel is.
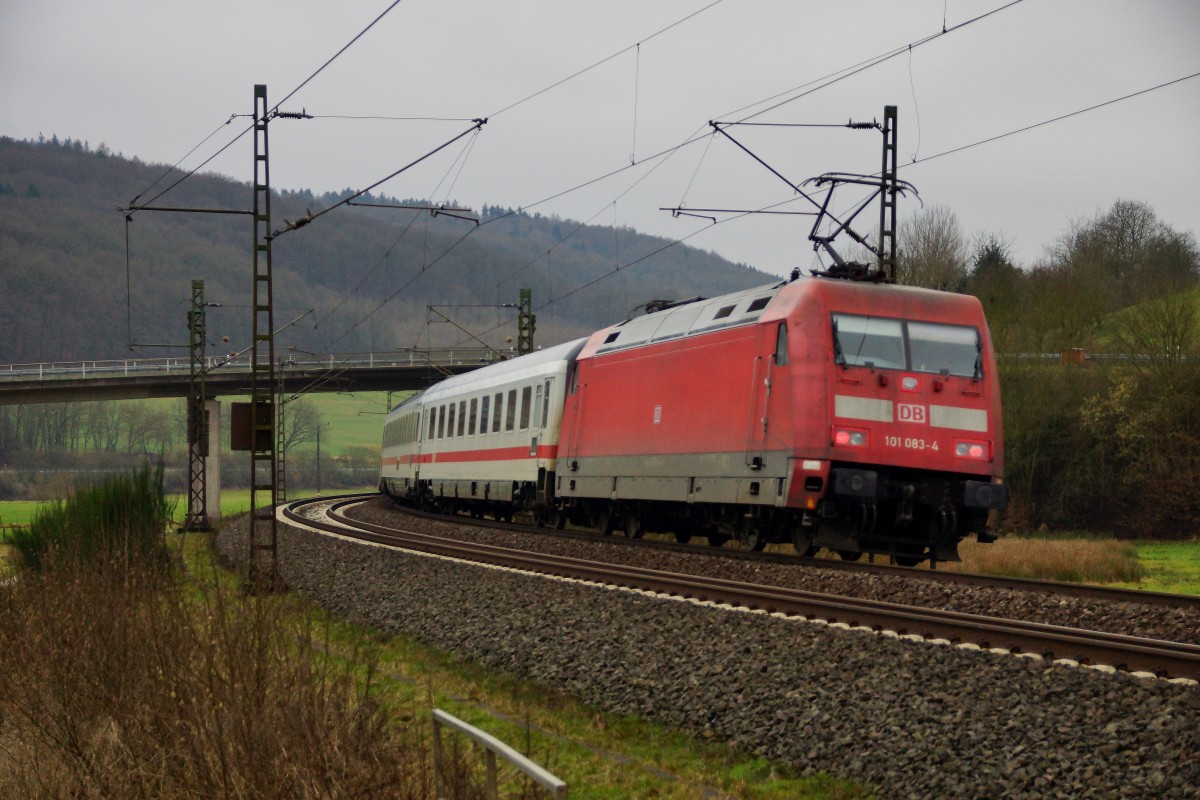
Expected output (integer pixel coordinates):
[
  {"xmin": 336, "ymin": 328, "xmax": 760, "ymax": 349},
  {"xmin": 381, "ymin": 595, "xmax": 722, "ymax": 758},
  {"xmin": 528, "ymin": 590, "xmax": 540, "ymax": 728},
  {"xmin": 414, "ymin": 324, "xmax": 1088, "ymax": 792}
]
[
  {"xmin": 893, "ymin": 543, "xmax": 926, "ymax": 567},
  {"xmin": 791, "ymin": 529, "xmax": 818, "ymax": 557},
  {"xmin": 673, "ymin": 531, "xmax": 693, "ymax": 544},
  {"xmin": 595, "ymin": 507, "xmax": 616, "ymax": 536},
  {"xmin": 625, "ymin": 511, "xmax": 645, "ymax": 539},
  {"xmin": 836, "ymin": 549, "xmax": 863, "ymax": 561},
  {"xmin": 736, "ymin": 522, "xmax": 767, "ymax": 551}
]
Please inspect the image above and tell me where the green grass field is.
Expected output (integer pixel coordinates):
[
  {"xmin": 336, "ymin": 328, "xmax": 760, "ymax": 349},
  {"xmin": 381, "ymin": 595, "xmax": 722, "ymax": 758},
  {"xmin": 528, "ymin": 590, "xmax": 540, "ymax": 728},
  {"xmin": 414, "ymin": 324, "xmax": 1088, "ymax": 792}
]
[
  {"xmin": 1108, "ymin": 541, "xmax": 1200, "ymax": 595},
  {"xmin": 285, "ymin": 391, "xmax": 400, "ymax": 454}
]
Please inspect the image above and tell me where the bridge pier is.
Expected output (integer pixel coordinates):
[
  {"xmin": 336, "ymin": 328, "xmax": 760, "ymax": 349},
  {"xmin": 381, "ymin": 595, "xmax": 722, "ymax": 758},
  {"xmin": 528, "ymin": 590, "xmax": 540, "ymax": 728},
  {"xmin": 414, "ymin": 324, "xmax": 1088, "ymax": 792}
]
[{"xmin": 205, "ymin": 399, "xmax": 221, "ymax": 523}]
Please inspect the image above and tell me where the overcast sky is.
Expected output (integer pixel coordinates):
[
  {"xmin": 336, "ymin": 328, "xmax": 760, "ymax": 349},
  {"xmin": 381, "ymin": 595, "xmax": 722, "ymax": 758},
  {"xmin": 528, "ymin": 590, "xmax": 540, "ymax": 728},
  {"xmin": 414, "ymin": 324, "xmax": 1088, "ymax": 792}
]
[{"xmin": 2, "ymin": 0, "xmax": 1197, "ymax": 280}]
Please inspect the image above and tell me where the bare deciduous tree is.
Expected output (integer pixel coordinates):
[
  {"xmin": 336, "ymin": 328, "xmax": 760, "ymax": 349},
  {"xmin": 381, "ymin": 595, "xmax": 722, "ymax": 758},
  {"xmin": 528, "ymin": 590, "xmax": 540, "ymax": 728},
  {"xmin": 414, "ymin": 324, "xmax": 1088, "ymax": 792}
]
[{"xmin": 896, "ymin": 205, "xmax": 968, "ymax": 291}]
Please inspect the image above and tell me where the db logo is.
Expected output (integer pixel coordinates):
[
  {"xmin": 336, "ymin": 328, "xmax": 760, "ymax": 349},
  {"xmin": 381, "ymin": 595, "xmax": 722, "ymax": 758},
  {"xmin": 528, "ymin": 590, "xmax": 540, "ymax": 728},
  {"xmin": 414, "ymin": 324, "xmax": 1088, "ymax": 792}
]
[{"xmin": 898, "ymin": 403, "xmax": 927, "ymax": 424}]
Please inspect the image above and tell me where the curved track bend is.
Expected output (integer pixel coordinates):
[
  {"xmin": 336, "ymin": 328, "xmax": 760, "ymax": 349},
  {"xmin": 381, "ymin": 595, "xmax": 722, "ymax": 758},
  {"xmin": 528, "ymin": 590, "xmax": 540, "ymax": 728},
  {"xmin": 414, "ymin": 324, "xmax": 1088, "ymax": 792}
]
[{"xmin": 282, "ymin": 496, "xmax": 1200, "ymax": 682}]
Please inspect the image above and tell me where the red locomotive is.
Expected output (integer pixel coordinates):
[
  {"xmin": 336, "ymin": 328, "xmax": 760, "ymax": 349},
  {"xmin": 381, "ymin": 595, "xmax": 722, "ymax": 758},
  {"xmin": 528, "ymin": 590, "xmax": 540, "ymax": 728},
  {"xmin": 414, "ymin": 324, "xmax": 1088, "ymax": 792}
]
[{"xmin": 381, "ymin": 273, "xmax": 1005, "ymax": 565}]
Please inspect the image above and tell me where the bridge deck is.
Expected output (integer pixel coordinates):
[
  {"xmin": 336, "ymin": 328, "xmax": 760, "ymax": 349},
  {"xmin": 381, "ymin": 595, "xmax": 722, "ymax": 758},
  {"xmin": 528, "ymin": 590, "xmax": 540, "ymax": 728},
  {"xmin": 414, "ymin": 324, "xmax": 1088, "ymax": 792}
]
[{"xmin": 0, "ymin": 350, "xmax": 495, "ymax": 405}]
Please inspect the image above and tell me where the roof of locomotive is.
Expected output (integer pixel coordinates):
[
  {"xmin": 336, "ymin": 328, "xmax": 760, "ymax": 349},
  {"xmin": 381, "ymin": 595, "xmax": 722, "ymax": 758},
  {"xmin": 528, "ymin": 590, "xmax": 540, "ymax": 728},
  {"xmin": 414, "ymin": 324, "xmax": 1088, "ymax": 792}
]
[
  {"xmin": 419, "ymin": 337, "xmax": 589, "ymax": 404},
  {"xmin": 580, "ymin": 276, "xmax": 987, "ymax": 359},
  {"xmin": 591, "ymin": 280, "xmax": 787, "ymax": 356}
]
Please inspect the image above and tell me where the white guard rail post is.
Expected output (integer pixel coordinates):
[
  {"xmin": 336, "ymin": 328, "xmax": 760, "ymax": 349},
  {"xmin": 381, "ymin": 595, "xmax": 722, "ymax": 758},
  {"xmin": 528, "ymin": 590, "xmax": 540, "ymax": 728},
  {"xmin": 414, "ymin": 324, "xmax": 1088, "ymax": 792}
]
[{"xmin": 431, "ymin": 708, "xmax": 568, "ymax": 800}]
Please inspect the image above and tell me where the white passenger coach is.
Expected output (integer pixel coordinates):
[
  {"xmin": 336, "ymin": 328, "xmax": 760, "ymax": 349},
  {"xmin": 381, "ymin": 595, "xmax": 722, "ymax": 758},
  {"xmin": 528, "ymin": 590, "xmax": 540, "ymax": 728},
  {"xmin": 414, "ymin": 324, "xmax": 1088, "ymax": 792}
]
[{"xmin": 380, "ymin": 338, "xmax": 587, "ymax": 519}]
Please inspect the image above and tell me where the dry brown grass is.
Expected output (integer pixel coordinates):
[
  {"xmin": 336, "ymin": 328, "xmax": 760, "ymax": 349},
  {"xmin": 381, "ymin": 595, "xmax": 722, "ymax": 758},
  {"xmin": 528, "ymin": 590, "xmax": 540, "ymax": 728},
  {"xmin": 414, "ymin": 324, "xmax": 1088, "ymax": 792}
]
[
  {"xmin": 0, "ymin": 546, "xmax": 436, "ymax": 799},
  {"xmin": 945, "ymin": 535, "xmax": 1144, "ymax": 584}
]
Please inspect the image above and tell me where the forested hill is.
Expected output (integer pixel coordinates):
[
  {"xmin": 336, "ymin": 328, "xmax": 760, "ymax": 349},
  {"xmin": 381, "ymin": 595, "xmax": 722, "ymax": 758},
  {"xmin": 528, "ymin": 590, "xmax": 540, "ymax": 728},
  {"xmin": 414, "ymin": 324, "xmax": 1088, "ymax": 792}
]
[{"xmin": 0, "ymin": 135, "xmax": 774, "ymax": 363}]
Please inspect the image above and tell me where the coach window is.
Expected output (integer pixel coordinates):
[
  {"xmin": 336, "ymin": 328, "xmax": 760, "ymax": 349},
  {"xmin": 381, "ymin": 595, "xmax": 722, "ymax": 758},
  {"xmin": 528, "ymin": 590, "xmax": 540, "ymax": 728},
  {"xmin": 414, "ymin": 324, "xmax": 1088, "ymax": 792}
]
[
  {"xmin": 542, "ymin": 379, "xmax": 552, "ymax": 427},
  {"xmin": 520, "ymin": 386, "xmax": 532, "ymax": 430},
  {"xmin": 479, "ymin": 396, "xmax": 489, "ymax": 436},
  {"xmin": 532, "ymin": 385, "xmax": 543, "ymax": 428},
  {"xmin": 457, "ymin": 401, "xmax": 466, "ymax": 437},
  {"xmin": 450, "ymin": 403, "xmax": 460, "ymax": 438},
  {"xmin": 437, "ymin": 405, "xmax": 446, "ymax": 439},
  {"xmin": 468, "ymin": 398, "xmax": 477, "ymax": 436},
  {"xmin": 506, "ymin": 389, "xmax": 517, "ymax": 431},
  {"xmin": 493, "ymin": 392, "xmax": 503, "ymax": 433},
  {"xmin": 774, "ymin": 322, "xmax": 789, "ymax": 365}
]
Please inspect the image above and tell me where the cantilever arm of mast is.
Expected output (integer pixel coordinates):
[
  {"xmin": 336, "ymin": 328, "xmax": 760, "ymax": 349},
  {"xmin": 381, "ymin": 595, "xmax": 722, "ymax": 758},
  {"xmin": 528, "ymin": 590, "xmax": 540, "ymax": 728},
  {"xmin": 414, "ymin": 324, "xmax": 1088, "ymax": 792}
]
[
  {"xmin": 805, "ymin": 171, "xmax": 921, "ymax": 201},
  {"xmin": 119, "ymin": 205, "xmax": 254, "ymax": 215},
  {"xmin": 659, "ymin": 206, "xmax": 817, "ymax": 225},
  {"xmin": 346, "ymin": 201, "xmax": 479, "ymax": 225}
]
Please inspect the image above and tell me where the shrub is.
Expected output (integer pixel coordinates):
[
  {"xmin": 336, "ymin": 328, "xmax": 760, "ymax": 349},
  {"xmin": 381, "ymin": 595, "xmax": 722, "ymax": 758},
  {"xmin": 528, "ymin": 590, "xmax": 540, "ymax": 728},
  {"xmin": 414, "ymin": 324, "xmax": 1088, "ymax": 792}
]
[{"xmin": 8, "ymin": 462, "xmax": 173, "ymax": 572}]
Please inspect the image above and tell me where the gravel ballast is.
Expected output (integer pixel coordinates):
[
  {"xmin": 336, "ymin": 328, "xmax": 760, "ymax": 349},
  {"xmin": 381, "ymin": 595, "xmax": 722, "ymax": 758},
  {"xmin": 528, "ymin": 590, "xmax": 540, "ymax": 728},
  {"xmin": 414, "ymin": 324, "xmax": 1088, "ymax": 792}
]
[
  {"xmin": 216, "ymin": 508, "xmax": 1200, "ymax": 799},
  {"xmin": 349, "ymin": 499, "xmax": 1200, "ymax": 647}
]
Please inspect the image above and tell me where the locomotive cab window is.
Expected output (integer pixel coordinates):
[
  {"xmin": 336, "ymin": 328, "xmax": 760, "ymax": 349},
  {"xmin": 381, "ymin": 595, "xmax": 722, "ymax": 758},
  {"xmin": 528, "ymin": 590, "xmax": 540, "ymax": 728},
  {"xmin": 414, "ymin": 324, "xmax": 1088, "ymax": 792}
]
[
  {"xmin": 832, "ymin": 313, "xmax": 981, "ymax": 378},
  {"xmin": 908, "ymin": 321, "xmax": 981, "ymax": 378},
  {"xmin": 832, "ymin": 315, "xmax": 904, "ymax": 370}
]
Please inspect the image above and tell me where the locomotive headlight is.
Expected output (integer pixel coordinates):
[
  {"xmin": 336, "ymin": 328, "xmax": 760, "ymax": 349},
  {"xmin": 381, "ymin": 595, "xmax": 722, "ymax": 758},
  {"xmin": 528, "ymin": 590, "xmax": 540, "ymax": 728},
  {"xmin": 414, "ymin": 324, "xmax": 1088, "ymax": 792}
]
[
  {"xmin": 833, "ymin": 428, "xmax": 869, "ymax": 448},
  {"xmin": 955, "ymin": 440, "xmax": 989, "ymax": 460}
]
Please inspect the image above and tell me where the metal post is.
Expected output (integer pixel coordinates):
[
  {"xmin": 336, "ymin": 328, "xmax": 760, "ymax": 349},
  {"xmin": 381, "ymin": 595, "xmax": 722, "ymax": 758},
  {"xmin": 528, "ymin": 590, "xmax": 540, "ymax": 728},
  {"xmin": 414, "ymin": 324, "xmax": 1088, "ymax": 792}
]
[
  {"xmin": 276, "ymin": 374, "xmax": 287, "ymax": 504},
  {"xmin": 517, "ymin": 288, "xmax": 535, "ymax": 356},
  {"xmin": 878, "ymin": 105, "xmax": 898, "ymax": 281},
  {"xmin": 249, "ymin": 84, "xmax": 279, "ymax": 589},
  {"xmin": 182, "ymin": 279, "xmax": 210, "ymax": 531}
]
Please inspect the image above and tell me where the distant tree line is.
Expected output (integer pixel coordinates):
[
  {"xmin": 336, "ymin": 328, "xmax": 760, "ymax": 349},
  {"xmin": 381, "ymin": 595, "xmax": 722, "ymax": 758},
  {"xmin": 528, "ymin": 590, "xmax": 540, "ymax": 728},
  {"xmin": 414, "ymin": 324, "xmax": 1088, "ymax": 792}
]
[{"xmin": 898, "ymin": 200, "xmax": 1200, "ymax": 538}]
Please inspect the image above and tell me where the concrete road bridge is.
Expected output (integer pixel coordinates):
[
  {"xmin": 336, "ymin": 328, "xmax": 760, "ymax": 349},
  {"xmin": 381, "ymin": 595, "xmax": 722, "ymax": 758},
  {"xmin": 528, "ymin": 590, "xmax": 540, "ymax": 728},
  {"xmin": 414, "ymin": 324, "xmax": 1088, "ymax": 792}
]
[
  {"xmin": 0, "ymin": 348, "xmax": 496, "ymax": 405},
  {"xmin": 0, "ymin": 347, "xmax": 498, "ymax": 526}
]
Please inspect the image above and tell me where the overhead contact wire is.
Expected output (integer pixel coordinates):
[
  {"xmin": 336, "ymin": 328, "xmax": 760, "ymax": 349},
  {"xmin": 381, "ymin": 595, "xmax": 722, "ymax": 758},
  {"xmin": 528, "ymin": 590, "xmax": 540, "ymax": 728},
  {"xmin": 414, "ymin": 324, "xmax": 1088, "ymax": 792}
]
[
  {"xmin": 129, "ymin": 0, "xmax": 409, "ymax": 210},
  {"xmin": 906, "ymin": 69, "xmax": 1200, "ymax": 167},
  {"xmin": 487, "ymin": 0, "xmax": 726, "ymax": 119}
]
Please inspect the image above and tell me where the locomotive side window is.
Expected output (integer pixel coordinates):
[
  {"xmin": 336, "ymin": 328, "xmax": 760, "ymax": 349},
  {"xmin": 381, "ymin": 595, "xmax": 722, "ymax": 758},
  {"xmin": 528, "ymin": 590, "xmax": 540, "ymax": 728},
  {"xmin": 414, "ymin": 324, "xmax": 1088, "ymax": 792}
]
[
  {"xmin": 908, "ymin": 322, "xmax": 981, "ymax": 378},
  {"xmin": 506, "ymin": 389, "xmax": 517, "ymax": 431},
  {"xmin": 832, "ymin": 315, "xmax": 905, "ymax": 370},
  {"xmin": 520, "ymin": 386, "xmax": 532, "ymax": 430},
  {"xmin": 774, "ymin": 323, "xmax": 789, "ymax": 366},
  {"xmin": 493, "ymin": 392, "xmax": 503, "ymax": 433},
  {"xmin": 479, "ymin": 396, "xmax": 489, "ymax": 435}
]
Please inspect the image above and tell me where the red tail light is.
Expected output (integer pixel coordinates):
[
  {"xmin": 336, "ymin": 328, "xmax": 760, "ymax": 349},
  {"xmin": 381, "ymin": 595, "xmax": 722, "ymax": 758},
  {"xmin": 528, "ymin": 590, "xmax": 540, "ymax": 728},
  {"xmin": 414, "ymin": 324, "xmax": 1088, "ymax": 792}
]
[{"xmin": 834, "ymin": 428, "xmax": 869, "ymax": 448}]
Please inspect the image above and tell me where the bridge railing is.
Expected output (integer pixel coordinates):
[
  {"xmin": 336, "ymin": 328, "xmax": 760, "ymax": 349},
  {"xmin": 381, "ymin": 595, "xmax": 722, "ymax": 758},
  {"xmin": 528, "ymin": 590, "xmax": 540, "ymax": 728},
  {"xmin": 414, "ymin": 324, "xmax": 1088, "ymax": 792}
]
[{"xmin": 0, "ymin": 348, "xmax": 499, "ymax": 382}]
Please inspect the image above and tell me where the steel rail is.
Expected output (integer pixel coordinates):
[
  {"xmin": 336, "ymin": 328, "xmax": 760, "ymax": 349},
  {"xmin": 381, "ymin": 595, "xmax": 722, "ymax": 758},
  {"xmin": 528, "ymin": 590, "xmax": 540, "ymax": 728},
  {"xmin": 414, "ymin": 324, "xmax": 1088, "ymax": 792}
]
[
  {"xmin": 283, "ymin": 497, "xmax": 1200, "ymax": 681},
  {"xmin": 372, "ymin": 498, "xmax": 1200, "ymax": 612}
]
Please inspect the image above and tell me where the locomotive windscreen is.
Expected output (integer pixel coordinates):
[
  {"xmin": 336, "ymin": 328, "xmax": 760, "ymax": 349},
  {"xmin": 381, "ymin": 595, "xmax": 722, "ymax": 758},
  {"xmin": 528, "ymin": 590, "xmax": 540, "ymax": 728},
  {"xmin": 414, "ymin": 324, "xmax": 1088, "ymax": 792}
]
[{"xmin": 833, "ymin": 314, "xmax": 981, "ymax": 378}]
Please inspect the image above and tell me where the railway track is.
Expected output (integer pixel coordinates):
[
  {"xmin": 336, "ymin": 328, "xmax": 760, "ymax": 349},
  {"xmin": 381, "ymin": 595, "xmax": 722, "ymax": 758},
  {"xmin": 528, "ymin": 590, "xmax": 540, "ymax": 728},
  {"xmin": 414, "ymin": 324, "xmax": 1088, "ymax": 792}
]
[
  {"xmin": 364, "ymin": 494, "xmax": 1200, "ymax": 613},
  {"xmin": 283, "ymin": 496, "xmax": 1200, "ymax": 682}
]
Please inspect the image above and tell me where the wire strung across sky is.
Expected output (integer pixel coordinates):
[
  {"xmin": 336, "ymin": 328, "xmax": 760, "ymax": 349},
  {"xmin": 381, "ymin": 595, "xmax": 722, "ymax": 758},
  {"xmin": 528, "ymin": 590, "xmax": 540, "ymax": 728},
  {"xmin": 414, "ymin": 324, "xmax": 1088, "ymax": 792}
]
[
  {"xmin": 116, "ymin": 0, "xmax": 1187, "ymax": 360},
  {"xmin": 125, "ymin": 0, "xmax": 410, "ymax": 212},
  {"xmin": 436, "ymin": 66, "xmax": 1200, "ymax": 349}
]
